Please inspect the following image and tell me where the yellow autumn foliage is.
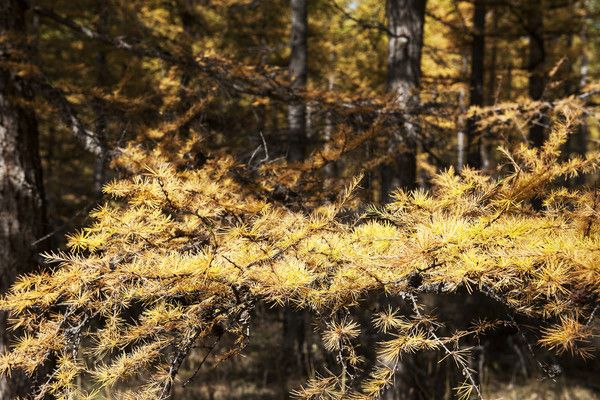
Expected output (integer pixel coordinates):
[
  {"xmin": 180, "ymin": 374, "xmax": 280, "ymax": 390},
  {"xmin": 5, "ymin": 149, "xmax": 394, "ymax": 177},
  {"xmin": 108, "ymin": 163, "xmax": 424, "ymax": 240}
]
[{"xmin": 0, "ymin": 104, "xmax": 599, "ymax": 399}]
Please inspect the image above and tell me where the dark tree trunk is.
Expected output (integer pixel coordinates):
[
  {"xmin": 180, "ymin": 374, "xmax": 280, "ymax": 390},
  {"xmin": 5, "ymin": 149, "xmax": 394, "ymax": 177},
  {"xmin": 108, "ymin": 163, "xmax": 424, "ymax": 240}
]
[
  {"xmin": 465, "ymin": 0, "xmax": 486, "ymax": 169},
  {"xmin": 381, "ymin": 0, "xmax": 426, "ymax": 200},
  {"xmin": 93, "ymin": 1, "xmax": 110, "ymax": 195},
  {"xmin": 323, "ymin": 72, "xmax": 337, "ymax": 177},
  {"xmin": 382, "ymin": 2, "xmax": 426, "ymax": 393},
  {"xmin": 282, "ymin": 2, "xmax": 310, "ymax": 397},
  {"xmin": 175, "ymin": 0, "xmax": 205, "ymax": 139},
  {"xmin": 574, "ymin": 21, "xmax": 589, "ymax": 160},
  {"xmin": 287, "ymin": 0, "xmax": 308, "ymax": 162},
  {"xmin": 481, "ymin": 5, "xmax": 498, "ymax": 172},
  {"xmin": 526, "ymin": 1, "xmax": 546, "ymax": 148},
  {"xmin": 0, "ymin": 0, "xmax": 46, "ymax": 397},
  {"xmin": 568, "ymin": 0, "xmax": 589, "ymax": 185}
]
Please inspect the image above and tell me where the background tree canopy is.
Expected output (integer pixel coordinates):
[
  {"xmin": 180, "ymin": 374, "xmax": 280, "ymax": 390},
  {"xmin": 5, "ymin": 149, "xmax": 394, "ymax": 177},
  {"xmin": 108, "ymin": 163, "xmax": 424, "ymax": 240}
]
[{"xmin": 0, "ymin": 0, "xmax": 599, "ymax": 399}]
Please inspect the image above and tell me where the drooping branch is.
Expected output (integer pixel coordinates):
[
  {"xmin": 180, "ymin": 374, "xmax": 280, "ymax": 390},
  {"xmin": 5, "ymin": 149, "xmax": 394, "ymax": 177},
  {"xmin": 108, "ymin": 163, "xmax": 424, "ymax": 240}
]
[
  {"xmin": 29, "ymin": 76, "xmax": 105, "ymax": 156},
  {"xmin": 31, "ymin": 5, "xmax": 298, "ymax": 103},
  {"xmin": 30, "ymin": 5, "xmax": 458, "ymax": 122}
]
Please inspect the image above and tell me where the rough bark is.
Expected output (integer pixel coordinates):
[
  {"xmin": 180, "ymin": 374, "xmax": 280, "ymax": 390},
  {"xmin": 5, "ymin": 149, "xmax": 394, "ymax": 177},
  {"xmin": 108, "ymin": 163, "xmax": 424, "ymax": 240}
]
[
  {"xmin": 382, "ymin": 3, "xmax": 426, "ymax": 394},
  {"xmin": 287, "ymin": 0, "xmax": 308, "ymax": 162},
  {"xmin": 526, "ymin": 1, "xmax": 546, "ymax": 148},
  {"xmin": 381, "ymin": 0, "xmax": 426, "ymax": 200},
  {"xmin": 0, "ymin": 0, "xmax": 46, "ymax": 397}
]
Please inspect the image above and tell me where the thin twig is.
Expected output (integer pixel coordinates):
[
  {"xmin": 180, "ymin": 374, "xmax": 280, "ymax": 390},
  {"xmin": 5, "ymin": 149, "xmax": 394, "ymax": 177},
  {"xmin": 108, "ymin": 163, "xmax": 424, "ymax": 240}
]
[{"xmin": 408, "ymin": 294, "xmax": 483, "ymax": 399}]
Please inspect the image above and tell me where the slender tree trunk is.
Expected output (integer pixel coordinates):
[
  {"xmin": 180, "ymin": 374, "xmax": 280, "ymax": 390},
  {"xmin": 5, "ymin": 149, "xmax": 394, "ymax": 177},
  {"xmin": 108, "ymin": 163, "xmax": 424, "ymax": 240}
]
[
  {"xmin": 381, "ymin": 0, "xmax": 426, "ymax": 200},
  {"xmin": 526, "ymin": 1, "xmax": 546, "ymax": 148},
  {"xmin": 574, "ymin": 12, "xmax": 589, "ymax": 158},
  {"xmin": 506, "ymin": 61, "xmax": 513, "ymax": 100},
  {"xmin": 576, "ymin": 0, "xmax": 589, "ymax": 152},
  {"xmin": 568, "ymin": 0, "xmax": 589, "ymax": 185},
  {"xmin": 481, "ymin": 5, "xmax": 498, "ymax": 172},
  {"xmin": 382, "ymin": 0, "xmax": 426, "ymax": 395},
  {"xmin": 93, "ymin": 2, "xmax": 110, "ymax": 195},
  {"xmin": 457, "ymin": 55, "xmax": 468, "ymax": 172},
  {"xmin": 465, "ymin": 0, "xmax": 486, "ymax": 169},
  {"xmin": 0, "ymin": 1, "xmax": 46, "ymax": 397},
  {"xmin": 287, "ymin": 0, "xmax": 308, "ymax": 162},
  {"xmin": 282, "ymin": 2, "xmax": 309, "ymax": 397},
  {"xmin": 176, "ymin": 0, "xmax": 203, "ymax": 138},
  {"xmin": 324, "ymin": 72, "xmax": 336, "ymax": 177}
]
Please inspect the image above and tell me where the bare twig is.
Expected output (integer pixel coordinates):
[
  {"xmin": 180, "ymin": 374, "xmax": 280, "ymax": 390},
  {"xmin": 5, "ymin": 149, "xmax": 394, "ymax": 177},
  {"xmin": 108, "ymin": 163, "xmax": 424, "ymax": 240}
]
[
  {"xmin": 159, "ymin": 328, "xmax": 204, "ymax": 400},
  {"xmin": 28, "ymin": 77, "xmax": 105, "ymax": 155},
  {"xmin": 408, "ymin": 294, "xmax": 483, "ymax": 399}
]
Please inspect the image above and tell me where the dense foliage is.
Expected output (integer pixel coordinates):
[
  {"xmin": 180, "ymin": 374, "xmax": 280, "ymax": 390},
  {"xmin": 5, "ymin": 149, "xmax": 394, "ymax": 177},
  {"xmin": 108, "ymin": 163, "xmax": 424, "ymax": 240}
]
[{"xmin": 1, "ymin": 102, "xmax": 598, "ymax": 399}]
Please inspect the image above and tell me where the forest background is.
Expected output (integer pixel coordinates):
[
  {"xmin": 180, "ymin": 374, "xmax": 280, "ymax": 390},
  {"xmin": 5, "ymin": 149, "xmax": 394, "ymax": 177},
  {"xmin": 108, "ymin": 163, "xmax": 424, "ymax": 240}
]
[{"xmin": 1, "ymin": 0, "xmax": 600, "ymax": 399}]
